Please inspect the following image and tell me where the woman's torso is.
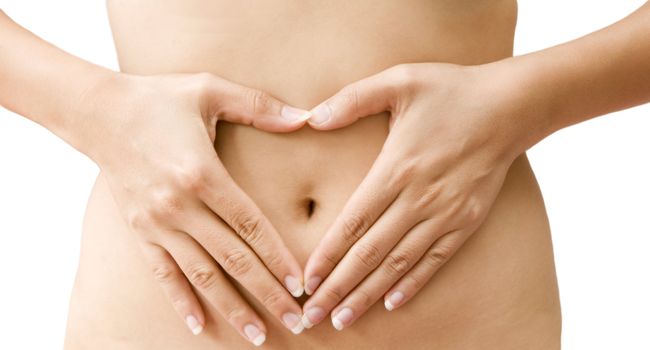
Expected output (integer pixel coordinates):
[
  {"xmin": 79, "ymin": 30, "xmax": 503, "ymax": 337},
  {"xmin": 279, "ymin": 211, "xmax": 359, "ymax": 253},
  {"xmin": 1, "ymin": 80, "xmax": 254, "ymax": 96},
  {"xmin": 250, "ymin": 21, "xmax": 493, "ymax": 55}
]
[{"xmin": 64, "ymin": 0, "xmax": 561, "ymax": 349}]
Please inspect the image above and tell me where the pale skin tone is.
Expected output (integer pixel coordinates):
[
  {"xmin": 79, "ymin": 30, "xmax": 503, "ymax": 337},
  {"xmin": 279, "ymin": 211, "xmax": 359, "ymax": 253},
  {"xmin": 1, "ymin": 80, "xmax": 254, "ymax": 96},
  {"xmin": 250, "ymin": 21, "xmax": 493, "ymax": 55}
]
[
  {"xmin": 0, "ymin": 9, "xmax": 313, "ymax": 345},
  {"xmin": 1, "ymin": 2, "xmax": 650, "ymax": 347}
]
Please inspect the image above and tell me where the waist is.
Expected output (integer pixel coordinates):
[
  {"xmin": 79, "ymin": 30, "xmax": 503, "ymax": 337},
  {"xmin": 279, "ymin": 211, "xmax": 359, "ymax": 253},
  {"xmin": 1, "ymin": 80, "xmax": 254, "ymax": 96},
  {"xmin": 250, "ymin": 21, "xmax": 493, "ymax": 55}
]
[{"xmin": 66, "ymin": 149, "xmax": 561, "ymax": 350}]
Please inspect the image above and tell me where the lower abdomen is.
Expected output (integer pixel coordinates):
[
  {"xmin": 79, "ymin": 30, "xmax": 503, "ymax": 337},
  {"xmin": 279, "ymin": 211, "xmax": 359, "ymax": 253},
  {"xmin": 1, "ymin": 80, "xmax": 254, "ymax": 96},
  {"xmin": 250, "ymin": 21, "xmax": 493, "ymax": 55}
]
[{"xmin": 65, "ymin": 117, "xmax": 560, "ymax": 349}]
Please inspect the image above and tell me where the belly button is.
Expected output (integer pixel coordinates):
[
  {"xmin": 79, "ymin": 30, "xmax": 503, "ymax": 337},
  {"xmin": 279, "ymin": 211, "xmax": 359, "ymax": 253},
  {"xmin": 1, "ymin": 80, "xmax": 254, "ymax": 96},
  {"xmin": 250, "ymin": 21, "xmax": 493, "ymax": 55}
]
[{"xmin": 304, "ymin": 198, "xmax": 316, "ymax": 218}]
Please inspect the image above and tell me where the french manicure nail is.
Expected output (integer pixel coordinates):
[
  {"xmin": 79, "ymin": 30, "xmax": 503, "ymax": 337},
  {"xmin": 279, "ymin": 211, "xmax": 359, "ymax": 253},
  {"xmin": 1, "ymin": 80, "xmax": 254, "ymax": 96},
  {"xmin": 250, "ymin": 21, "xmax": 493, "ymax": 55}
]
[
  {"xmin": 304, "ymin": 276, "xmax": 322, "ymax": 295},
  {"xmin": 331, "ymin": 307, "xmax": 354, "ymax": 331},
  {"xmin": 301, "ymin": 306, "xmax": 325, "ymax": 329},
  {"xmin": 309, "ymin": 103, "xmax": 331, "ymax": 125},
  {"xmin": 281, "ymin": 106, "xmax": 312, "ymax": 122},
  {"xmin": 244, "ymin": 324, "xmax": 266, "ymax": 347},
  {"xmin": 284, "ymin": 275, "xmax": 304, "ymax": 298},
  {"xmin": 185, "ymin": 315, "xmax": 203, "ymax": 335},
  {"xmin": 385, "ymin": 291, "xmax": 405, "ymax": 311},
  {"xmin": 282, "ymin": 312, "xmax": 305, "ymax": 334}
]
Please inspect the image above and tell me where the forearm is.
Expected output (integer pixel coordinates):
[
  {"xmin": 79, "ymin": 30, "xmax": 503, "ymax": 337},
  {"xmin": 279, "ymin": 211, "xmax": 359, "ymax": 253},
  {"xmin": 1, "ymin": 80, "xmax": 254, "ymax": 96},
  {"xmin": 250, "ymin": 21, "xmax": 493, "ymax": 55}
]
[
  {"xmin": 0, "ymin": 9, "xmax": 120, "ymax": 149},
  {"xmin": 492, "ymin": 2, "xmax": 650, "ymax": 156}
]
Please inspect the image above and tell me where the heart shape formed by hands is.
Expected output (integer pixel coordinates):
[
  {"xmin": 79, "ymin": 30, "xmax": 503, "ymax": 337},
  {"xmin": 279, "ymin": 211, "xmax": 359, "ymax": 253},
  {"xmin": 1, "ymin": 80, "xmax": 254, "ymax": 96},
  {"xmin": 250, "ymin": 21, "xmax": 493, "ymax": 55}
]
[
  {"xmin": 216, "ymin": 62, "xmax": 521, "ymax": 334},
  {"xmin": 112, "ymin": 62, "xmax": 519, "ymax": 344}
]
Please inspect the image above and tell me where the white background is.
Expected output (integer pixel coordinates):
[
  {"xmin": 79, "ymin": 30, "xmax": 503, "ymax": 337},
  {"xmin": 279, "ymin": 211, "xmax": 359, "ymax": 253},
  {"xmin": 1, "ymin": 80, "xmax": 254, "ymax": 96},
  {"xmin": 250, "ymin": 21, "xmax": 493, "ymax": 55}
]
[{"xmin": 0, "ymin": 1, "xmax": 648, "ymax": 349}]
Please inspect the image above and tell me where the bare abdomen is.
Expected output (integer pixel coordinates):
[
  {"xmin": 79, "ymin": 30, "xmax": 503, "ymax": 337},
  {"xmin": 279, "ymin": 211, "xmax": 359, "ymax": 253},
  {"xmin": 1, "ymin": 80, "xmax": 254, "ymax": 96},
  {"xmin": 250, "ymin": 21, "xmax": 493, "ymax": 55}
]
[{"xmin": 65, "ymin": 1, "xmax": 560, "ymax": 348}]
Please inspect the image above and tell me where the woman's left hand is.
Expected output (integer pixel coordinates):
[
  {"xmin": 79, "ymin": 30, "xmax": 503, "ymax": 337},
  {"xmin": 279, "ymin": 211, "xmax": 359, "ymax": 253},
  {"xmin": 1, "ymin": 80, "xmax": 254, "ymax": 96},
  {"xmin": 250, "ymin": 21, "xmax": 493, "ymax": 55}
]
[{"xmin": 300, "ymin": 61, "xmax": 530, "ymax": 329}]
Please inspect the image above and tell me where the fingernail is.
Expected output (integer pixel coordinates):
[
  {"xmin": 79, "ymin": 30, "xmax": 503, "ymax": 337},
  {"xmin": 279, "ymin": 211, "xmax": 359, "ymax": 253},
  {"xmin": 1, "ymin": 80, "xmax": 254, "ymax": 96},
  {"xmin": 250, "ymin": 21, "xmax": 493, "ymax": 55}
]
[
  {"xmin": 244, "ymin": 324, "xmax": 266, "ymax": 347},
  {"xmin": 385, "ymin": 291, "xmax": 405, "ymax": 311},
  {"xmin": 309, "ymin": 103, "xmax": 331, "ymax": 125},
  {"xmin": 301, "ymin": 306, "xmax": 325, "ymax": 329},
  {"xmin": 185, "ymin": 315, "xmax": 203, "ymax": 335},
  {"xmin": 282, "ymin": 312, "xmax": 305, "ymax": 334},
  {"xmin": 281, "ymin": 106, "xmax": 312, "ymax": 122},
  {"xmin": 331, "ymin": 307, "xmax": 354, "ymax": 331},
  {"xmin": 304, "ymin": 276, "xmax": 322, "ymax": 295},
  {"xmin": 284, "ymin": 275, "xmax": 304, "ymax": 298}
]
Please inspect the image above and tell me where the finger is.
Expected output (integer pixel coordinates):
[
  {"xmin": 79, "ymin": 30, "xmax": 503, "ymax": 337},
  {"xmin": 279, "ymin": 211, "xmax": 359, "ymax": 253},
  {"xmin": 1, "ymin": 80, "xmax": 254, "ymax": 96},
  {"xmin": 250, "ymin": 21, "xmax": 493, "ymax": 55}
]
[
  {"xmin": 163, "ymin": 231, "xmax": 268, "ymax": 346},
  {"xmin": 307, "ymin": 65, "xmax": 408, "ymax": 129},
  {"xmin": 326, "ymin": 219, "xmax": 442, "ymax": 330},
  {"xmin": 301, "ymin": 202, "xmax": 419, "ymax": 327},
  {"xmin": 139, "ymin": 240, "xmax": 207, "ymax": 336},
  {"xmin": 185, "ymin": 205, "xmax": 305, "ymax": 335},
  {"xmin": 191, "ymin": 160, "xmax": 304, "ymax": 298},
  {"xmin": 383, "ymin": 229, "xmax": 466, "ymax": 311},
  {"xmin": 303, "ymin": 153, "xmax": 402, "ymax": 296},
  {"xmin": 201, "ymin": 74, "xmax": 311, "ymax": 132}
]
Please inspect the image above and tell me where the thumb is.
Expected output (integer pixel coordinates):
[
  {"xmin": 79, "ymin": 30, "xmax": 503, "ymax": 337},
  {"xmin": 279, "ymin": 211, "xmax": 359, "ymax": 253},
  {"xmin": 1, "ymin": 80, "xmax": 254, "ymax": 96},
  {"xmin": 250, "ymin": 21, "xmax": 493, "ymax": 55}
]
[
  {"xmin": 203, "ymin": 75, "xmax": 311, "ymax": 132},
  {"xmin": 307, "ymin": 67, "xmax": 401, "ymax": 130}
]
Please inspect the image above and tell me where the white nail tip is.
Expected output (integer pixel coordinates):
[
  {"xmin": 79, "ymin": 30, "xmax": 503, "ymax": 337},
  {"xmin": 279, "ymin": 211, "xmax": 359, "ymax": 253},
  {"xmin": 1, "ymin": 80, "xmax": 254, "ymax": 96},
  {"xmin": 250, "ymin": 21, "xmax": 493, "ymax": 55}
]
[
  {"xmin": 185, "ymin": 315, "xmax": 203, "ymax": 335},
  {"xmin": 252, "ymin": 333, "xmax": 266, "ymax": 346},
  {"xmin": 291, "ymin": 285, "xmax": 304, "ymax": 298},
  {"xmin": 297, "ymin": 111, "xmax": 313, "ymax": 122},
  {"xmin": 191, "ymin": 325, "xmax": 203, "ymax": 335},
  {"xmin": 332, "ymin": 317, "xmax": 344, "ymax": 331},
  {"xmin": 291, "ymin": 322, "xmax": 305, "ymax": 335},
  {"xmin": 301, "ymin": 314, "xmax": 314, "ymax": 329},
  {"xmin": 285, "ymin": 275, "xmax": 304, "ymax": 298},
  {"xmin": 385, "ymin": 299, "xmax": 394, "ymax": 311},
  {"xmin": 281, "ymin": 106, "xmax": 312, "ymax": 123}
]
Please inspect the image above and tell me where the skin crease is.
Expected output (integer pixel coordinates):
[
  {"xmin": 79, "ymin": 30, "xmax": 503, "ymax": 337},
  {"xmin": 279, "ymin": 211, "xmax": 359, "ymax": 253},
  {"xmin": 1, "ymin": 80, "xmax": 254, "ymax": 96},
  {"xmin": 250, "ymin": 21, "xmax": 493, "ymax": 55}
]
[{"xmin": 0, "ymin": 0, "xmax": 648, "ymax": 349}]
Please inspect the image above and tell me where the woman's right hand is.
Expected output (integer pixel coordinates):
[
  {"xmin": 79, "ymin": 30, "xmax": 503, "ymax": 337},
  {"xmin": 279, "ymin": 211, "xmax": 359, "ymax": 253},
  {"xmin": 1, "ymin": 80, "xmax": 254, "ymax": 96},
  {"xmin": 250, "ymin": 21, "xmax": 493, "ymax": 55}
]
[{"xmin": 69, "ymin": 72, "xmax": 311, "ymax": 345}]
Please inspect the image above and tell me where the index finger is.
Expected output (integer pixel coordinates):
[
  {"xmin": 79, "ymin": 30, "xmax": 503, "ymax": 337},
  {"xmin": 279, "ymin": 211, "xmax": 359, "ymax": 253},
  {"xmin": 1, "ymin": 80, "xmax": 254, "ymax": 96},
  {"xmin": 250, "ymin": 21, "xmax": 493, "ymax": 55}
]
[
  {"xmin": 302, "ymin": 152, "xmax": 405, "ymax": 296},
  {"xmin": 190, "ymin": 158, "xmax": 305, "ymax": 298}
]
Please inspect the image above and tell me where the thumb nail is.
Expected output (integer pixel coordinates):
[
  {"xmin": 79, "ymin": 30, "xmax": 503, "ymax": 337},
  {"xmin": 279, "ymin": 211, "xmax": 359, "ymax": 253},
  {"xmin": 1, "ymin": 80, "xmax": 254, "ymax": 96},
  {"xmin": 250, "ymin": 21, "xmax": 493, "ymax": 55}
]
[
  {"xmin": 281, "ymin": 106, "xmax": 312, "ymax": 122},
  {"xmin": 309, "ymin": 103, "xmax": 331, "ymax": 125}
]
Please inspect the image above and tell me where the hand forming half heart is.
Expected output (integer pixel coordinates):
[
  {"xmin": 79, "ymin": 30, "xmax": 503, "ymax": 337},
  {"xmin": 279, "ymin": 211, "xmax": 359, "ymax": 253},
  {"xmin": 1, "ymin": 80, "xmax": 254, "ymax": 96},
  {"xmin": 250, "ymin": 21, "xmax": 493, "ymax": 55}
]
[{"xmin": 300, "ymin": 61, "xmax": 527, "ymax": 330}]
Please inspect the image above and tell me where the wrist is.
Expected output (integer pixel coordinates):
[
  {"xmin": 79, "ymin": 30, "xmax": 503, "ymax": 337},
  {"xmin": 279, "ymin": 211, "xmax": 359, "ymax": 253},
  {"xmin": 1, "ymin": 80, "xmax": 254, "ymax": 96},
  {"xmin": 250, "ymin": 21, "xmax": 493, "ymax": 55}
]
[
  {"xmin": 471, "ymin": 56, "xmax": 557, "ymax": 163},
  {"xmin": 62, "ymin": 70, "xmax": 137, "ymax": 162}
]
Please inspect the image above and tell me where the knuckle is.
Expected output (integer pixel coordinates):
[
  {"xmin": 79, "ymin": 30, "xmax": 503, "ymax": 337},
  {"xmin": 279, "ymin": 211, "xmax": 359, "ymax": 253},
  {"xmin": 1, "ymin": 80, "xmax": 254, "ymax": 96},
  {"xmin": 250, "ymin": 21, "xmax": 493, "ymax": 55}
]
[
  {"xmin": 233, "ymin": 214, "xmax": 264, "ymax": 247},
  {"xmin": 423, "ymin": 244, "xmax": 453, "ymax": 269},
  {"xmin": 320, "ymin": 286, "xmax": 343, "ymax": 303},
  {"xmin": 187, "ymin": 263, "xmax": 219, "ymax": 290},
  {"xmin": 246, "ymin": 89, "xmax": 272, "ymax": 114},
  {"xmin": 353, "ymin": 288, "xmax": 374, "ymax": 308},
  {"xmin": 261, "ymin": 288, "xmax": 285, "ymax": 310},
  {"xmin": 383, "ymin": 253, "xmax": 411, "ymax": 276},
  {"xmin": 222, "ymin": 248, "xmax": 253, "ymax": 277},
  {"xmin": 393, "ymin": 157, "xmax": 420, "ymax": 187},
  {"xmin": 406, "ymin": 274, "xmax": 424, "ymax": 292},
  {"xmin": 388, "ymin": 64, "xmax": 417, "ymax": 90},
  {"xmin": 170, "ymin": 294, "xmax": 193, "ymax": 311},
  {"xmin": 466, "ymin": 197, "xmax": 485, "ymax": 223},
  {"xmin": 260, "ymin": 250, "xmax": 283, "ymax": 272},
  {"xmin": 127, "ymin": 209, "xmax": 158, "ymax": 231},
  {"xmin": 352, "ymin": 243, "xmax": 383, "ymax": 269},
  {"xmin": 341, "ymin": 214, "xmax": 369, "ymax": 244},
  {"xmin": 320, "ymin": 249, "xmax": 340, "ymax": 269},
  {"xmin": 224, "ymin": 306, "xmax": 247, "ymax": 325},
  {"xmin": 151, "ymin": 263, "xmax": 176, "ymax": 283},
  {"xmin": 151, "ymin": 190, "xmax": 184, "ymax": 218},
  {"xmin": 413, "ymin": 183, "xmax": 442, "ymax": 212},
  {"xmin": 177, "ymin": 162, "xmax": 209, "ymax": 193},
  {"xmin": 336, "ymin": 85, "xmax": 360, "ymax": 113}
]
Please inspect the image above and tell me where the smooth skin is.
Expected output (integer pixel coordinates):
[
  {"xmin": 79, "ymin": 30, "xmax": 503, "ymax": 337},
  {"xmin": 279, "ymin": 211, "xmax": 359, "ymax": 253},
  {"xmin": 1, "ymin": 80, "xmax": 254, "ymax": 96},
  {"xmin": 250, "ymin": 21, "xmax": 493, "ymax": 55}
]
[
  {"xmin": 0, "ymin": 9, "xmax": 313, "ymax": 346},
  {"xmin": 1, "ymin": 0, "xmax": 649, "ymax": 346},
  {"xmin": 301, "ymin": 1, "xmax": 650, "ymax": 329}
]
